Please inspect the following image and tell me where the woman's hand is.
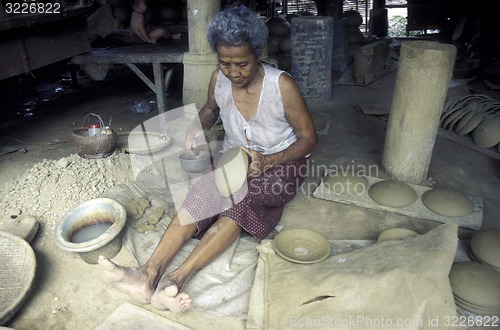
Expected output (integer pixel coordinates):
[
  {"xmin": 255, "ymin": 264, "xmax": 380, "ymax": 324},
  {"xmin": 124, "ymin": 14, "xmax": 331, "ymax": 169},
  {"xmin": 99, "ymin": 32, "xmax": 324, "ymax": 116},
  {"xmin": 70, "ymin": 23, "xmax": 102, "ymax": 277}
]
[
  {"xmin": 241, "ymin": 146, "xmax": 271, "ymax": 177},
  {"xmin": 185, "ymin": 126, "xmax": 203, "ymax": 156}
]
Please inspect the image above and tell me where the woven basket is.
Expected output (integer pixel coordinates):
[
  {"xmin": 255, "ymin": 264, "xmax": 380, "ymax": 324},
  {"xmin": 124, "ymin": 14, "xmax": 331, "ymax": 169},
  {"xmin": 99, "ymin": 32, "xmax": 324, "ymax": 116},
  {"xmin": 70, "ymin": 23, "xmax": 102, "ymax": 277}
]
[{"xmin": 0, "ymin": 231, "xmax": 36, "ymax": 325}]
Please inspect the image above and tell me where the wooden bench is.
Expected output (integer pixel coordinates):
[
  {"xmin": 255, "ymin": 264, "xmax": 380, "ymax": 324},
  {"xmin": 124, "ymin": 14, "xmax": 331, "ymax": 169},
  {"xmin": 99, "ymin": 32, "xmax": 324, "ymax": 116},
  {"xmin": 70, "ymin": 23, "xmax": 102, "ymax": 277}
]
[{"xmin": 71, "ymin": 42, "xmax": 188, "ymax": 119}]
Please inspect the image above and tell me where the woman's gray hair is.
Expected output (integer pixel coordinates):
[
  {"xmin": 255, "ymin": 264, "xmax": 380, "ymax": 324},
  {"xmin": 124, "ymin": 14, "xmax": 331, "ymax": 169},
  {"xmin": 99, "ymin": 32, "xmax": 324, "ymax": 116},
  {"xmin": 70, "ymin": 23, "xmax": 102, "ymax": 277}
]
[{"xmin": 207, "ymin": 6, "xmax": 268, "ymax": 56}]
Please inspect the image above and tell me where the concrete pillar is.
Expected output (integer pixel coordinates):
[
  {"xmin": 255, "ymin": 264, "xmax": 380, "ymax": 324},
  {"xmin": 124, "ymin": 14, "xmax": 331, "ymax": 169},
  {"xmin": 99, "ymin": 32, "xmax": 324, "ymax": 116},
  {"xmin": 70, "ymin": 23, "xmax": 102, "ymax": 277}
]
[
  {"xmin": 382, "ymin": 41, "xmax": 456, "ymax": 184},
  {"xmin": 291, "ymin": 16, "xmax": 334, "ymax": 102},
  {"xmin": 332, "ymin": 18, "xmax": 349, "ymax": 72},
  {"xmin": 182, "ymin": 0, "xmax": 219, "ymax": 108}
]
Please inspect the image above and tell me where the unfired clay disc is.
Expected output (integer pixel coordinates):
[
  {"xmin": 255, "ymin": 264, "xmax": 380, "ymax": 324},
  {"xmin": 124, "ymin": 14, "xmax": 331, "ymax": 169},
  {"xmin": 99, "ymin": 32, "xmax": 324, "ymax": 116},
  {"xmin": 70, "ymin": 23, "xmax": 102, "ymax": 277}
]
[
  {"xmin": 368, "ymin": 180, "xmax": 417, "ymax": 208},
  {"xmin": 377, "ymin": 228, "xmax": 419, "ymax": 242},
  {"xmin": 215, "ymin": 147, "xmax": 249, "ymax": 197},
  {"xmin": 472, "ymin": 116, "xmax": 500, "ymax": 148},
  {"xmin": 273, "ymin": 229, "xmax": 330, "ymax": 264},
  {"xmin": 454, "ymin": 294, "xmax": 500, "ymax": 316},
  {"xmin": 323, "ymin": 174, "xmax": 369, "ymax": 195},
  {"xmin": 470, "ymin": 230, "xmax": 500, "ymax": 269},
  {"xmin": 453, "ymin": 294, "xmax": 500, "ymax": 312},
  {"xmin": 449, "ymin": 262, "xmax": 500, "ymax": 309},
  {"xmin": 421, "ymin": 188, "xmax": 473, "ymax": 217}
]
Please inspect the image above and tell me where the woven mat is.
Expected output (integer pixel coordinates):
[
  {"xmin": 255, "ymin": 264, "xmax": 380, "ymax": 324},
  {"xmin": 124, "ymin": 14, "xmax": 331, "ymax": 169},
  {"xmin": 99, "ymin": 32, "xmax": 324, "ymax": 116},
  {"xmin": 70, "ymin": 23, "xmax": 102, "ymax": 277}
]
[
  {"xmin": 248, "ymin": 224, "xmax": 459, "ymax": 330},
  {"xmin": 0, "ymin": 231, "xmax": 36, "ymax": 325}
]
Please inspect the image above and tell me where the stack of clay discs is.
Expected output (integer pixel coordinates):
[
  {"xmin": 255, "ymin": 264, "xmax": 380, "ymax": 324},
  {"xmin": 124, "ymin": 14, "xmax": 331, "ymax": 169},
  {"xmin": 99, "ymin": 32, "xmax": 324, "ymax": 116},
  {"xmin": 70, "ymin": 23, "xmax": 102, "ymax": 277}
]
[
  {"xmin": 469, "ymin": 230, "xmax": 500, "ymax": 271},
  {"xmin": 449, "ymin": 262, "xmax": 500, "ymax": 316}
]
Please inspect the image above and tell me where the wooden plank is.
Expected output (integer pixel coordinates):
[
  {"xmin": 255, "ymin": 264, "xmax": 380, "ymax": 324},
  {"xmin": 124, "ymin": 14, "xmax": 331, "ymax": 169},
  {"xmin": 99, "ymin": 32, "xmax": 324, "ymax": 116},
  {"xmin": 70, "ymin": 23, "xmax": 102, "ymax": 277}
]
[
  {"xmin": 125, "ymin": 63, "xmax": 155, "ymax": 91},
  {"xmin": 313, "ymin": 174, "xmax": 483, "ymax": 230},
  {"xmin": 437, "ymin": 128, "xmax": 500, "ymax": 160},
  {"xmin": 71, "ymin": 43, "xmax": 187, "ymax": 65},
  {"xmin": 23, "ymin": 18, "xmax": 90, "ymax": 70}
]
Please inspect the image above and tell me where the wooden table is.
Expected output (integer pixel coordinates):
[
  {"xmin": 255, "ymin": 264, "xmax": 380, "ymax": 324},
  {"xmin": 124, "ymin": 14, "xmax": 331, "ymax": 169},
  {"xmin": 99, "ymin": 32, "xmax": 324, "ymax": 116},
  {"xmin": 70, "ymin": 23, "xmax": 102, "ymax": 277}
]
[{"xmin": 71, "ymin": 42, "xmax": 188, "ymax": 123}]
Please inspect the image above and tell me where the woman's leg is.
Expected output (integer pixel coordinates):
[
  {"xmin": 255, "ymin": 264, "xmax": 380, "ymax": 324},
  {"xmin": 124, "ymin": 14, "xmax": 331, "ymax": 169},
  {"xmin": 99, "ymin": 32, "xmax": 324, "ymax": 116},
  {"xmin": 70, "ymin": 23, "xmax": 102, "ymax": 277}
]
[
  {"xmin": 98, "ymin": 208, "xmax": 198, "ymax": 308},
  {"xmin": 150, "ymin": 216, "xmax": 242, "ymax": 311}
]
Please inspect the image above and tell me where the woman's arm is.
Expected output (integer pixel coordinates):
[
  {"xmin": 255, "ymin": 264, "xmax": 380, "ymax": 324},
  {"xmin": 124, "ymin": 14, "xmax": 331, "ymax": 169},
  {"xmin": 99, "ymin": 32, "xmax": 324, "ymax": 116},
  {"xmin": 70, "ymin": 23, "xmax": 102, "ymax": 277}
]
[
  {"xmin": 185, "ymin": 69, "xmax": 221, "ymax": 152},
  {"xmin": 243, "ymin": 73, "xmax": 318, "ymax": 177}
]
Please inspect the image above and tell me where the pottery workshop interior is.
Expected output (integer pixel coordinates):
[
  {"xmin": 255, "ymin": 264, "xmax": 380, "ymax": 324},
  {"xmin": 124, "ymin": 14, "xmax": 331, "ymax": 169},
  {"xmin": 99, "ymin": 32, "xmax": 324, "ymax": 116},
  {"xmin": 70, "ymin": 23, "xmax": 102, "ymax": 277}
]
[{"xmin": 1, "ymin": 0, "xmax": 500, "ymax": 329}]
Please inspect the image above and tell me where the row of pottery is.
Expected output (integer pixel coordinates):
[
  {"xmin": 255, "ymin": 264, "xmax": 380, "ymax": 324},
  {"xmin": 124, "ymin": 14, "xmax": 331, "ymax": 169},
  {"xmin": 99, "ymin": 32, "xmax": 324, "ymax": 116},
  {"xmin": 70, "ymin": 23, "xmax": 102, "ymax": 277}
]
[
  {"xmin": 450, "ymin": 230, "xmax": 500, "ymax": 316},
  {"xmin": 440, "ymin": 94, "xmax": 500, "ymax": 151},
  {"xmin": 449, "ymin": 261, "xmax": 500, "ymax": 316},
  {"xmin": 468, "ymin": 230, "xmax": 500, "ymax": 271},
  {"xmin": 323, "ymin": 174, "xmax": 474, "ymax": 217}
]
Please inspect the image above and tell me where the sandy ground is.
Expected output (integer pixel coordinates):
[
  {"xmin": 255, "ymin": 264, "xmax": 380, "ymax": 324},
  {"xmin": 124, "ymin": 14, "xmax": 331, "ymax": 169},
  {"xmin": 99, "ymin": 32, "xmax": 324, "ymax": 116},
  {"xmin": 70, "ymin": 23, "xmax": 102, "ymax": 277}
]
[{"xmin": 1, "ymin": 62, "xmax": 499, "ymax": 329}]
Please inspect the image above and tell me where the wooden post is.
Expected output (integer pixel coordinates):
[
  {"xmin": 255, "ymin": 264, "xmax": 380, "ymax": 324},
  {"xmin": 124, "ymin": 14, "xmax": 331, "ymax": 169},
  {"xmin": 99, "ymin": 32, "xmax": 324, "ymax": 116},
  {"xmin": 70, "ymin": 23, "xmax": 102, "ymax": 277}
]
[{"xmin": 382, "ymin": 41, "xmax": 456, "ymax": 184}]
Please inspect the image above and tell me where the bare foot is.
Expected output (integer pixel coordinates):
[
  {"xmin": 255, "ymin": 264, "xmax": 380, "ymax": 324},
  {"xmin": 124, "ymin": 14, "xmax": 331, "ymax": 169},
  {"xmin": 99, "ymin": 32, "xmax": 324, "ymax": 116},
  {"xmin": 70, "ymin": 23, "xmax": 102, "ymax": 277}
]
[
  {"xmin": 98, "ymin": 255, "xmax": 154, "ymax": 304},
  {"xmin": 150, "ymin": 276, "xmax": 192, "ymax": 312}
]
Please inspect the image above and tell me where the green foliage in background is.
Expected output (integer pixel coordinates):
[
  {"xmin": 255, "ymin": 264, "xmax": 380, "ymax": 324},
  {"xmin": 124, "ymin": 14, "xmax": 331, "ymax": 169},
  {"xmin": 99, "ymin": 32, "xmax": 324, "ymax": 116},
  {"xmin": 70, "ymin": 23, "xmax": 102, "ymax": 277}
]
[
  {"xmin": 388, "ymin": 14, "xmax": 434, "ymax": 37},
  {"xmin": 388, "ymin": 15, "xmax": 407, "ymax": 36}
]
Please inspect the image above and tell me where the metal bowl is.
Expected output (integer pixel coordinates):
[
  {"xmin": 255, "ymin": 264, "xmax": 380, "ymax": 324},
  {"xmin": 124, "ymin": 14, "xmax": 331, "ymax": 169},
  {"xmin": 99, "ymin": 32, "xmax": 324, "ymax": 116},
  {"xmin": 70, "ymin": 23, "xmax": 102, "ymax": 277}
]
[
  {"xmin": 54, "ymin": 198, "xmax": 126, "ymax": 264},
  {"xmin": 179, "ymin": 151, "xmax": 211, "ymax": 173}
]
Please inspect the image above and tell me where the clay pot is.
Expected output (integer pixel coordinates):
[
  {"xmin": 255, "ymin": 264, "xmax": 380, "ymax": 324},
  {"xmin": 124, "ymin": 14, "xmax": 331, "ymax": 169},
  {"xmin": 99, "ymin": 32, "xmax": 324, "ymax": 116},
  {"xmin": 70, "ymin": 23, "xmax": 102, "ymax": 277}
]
[
  {"xmin": 158, "ymin": 6, "xmax": 182, "ymax": 24},
  {"xmin": 279, "ymin": 37, "xmax": 291, "ymax": 52},
  {"xmin": 266, "ymin": 17, "xmax": 291, "ymax": 37},
  {"xmin": 343, "ymin": 10, "xmax": 363, "ymax": 27},
  {"xmin": 111, "ymin": 5, "xmax": 131, "ymax": 25},
  {"xmin": 267, "ymin": 39, "xmax": 280, "ymax": 55}
]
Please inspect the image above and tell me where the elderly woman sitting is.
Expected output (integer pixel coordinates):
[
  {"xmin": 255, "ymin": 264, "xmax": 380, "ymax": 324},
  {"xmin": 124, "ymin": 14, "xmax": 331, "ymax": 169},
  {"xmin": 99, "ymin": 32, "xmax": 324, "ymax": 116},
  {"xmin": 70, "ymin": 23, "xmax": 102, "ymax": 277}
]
[{"xmin": 98, "ymin": 5, "xmax": 317, "ymax": 313}]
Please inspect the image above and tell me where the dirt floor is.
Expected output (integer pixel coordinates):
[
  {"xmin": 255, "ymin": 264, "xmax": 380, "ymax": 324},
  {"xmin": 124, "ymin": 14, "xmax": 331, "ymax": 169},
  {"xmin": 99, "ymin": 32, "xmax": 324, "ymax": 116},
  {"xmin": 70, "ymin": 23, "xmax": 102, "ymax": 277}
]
[{"xmin": 0, "ymin": 60, "xmax": 499, "ymax": 330}]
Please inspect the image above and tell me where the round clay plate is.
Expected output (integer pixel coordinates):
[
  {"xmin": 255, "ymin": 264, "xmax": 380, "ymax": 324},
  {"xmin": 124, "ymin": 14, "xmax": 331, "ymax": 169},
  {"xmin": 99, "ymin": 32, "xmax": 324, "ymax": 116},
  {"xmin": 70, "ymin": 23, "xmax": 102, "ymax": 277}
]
[
  {"xmin": 273, "ymin": 229, "xmax": 330, "ymax": 264},
  {"xmin": 454, "ymin": 294, "xmax": 500, "ymax": 315},
  {"xmin": 472, "ymin": 115, "xmax": 500, "ymax": 148},
  {"xmin": 449, "ymin": 262, "xmax": 500, "ymax": 309},
  {"xmin": 470, "ymin": 230, "xmax": 500, "ymax": 269},
  {"xmin": 368, "ymin": 180, "xmax": 417, "ymax": 208},
  {"xmin": 378, "ymin": 228, "xmax": 419, "ymax": 242},
  {"xmin": 323, "ymin": 174, "xmax": 369, "ymax": 195},
  {"xmin": 422, "ymin": 188, "xmax": 473, "ymax": 217},
  {"xmin": 118, "ymin": 131, "xmax": 171, "ymax": 154}
]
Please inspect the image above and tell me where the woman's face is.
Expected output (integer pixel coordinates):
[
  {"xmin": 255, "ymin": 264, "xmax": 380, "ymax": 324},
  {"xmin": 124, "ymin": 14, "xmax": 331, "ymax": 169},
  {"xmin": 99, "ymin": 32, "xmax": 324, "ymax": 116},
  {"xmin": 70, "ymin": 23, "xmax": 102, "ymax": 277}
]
[{"xmin": 216, "ymin": 44, "xmax": 261, "ymax": 88}]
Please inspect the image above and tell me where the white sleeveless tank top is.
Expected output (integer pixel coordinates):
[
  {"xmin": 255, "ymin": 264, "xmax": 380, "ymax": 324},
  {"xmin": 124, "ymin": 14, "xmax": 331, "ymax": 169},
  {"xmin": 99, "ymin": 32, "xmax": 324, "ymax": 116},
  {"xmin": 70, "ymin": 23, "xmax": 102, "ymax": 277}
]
[{"xmin": 215, "ymin": 64, "xmax": 298, "ymax": 155}]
